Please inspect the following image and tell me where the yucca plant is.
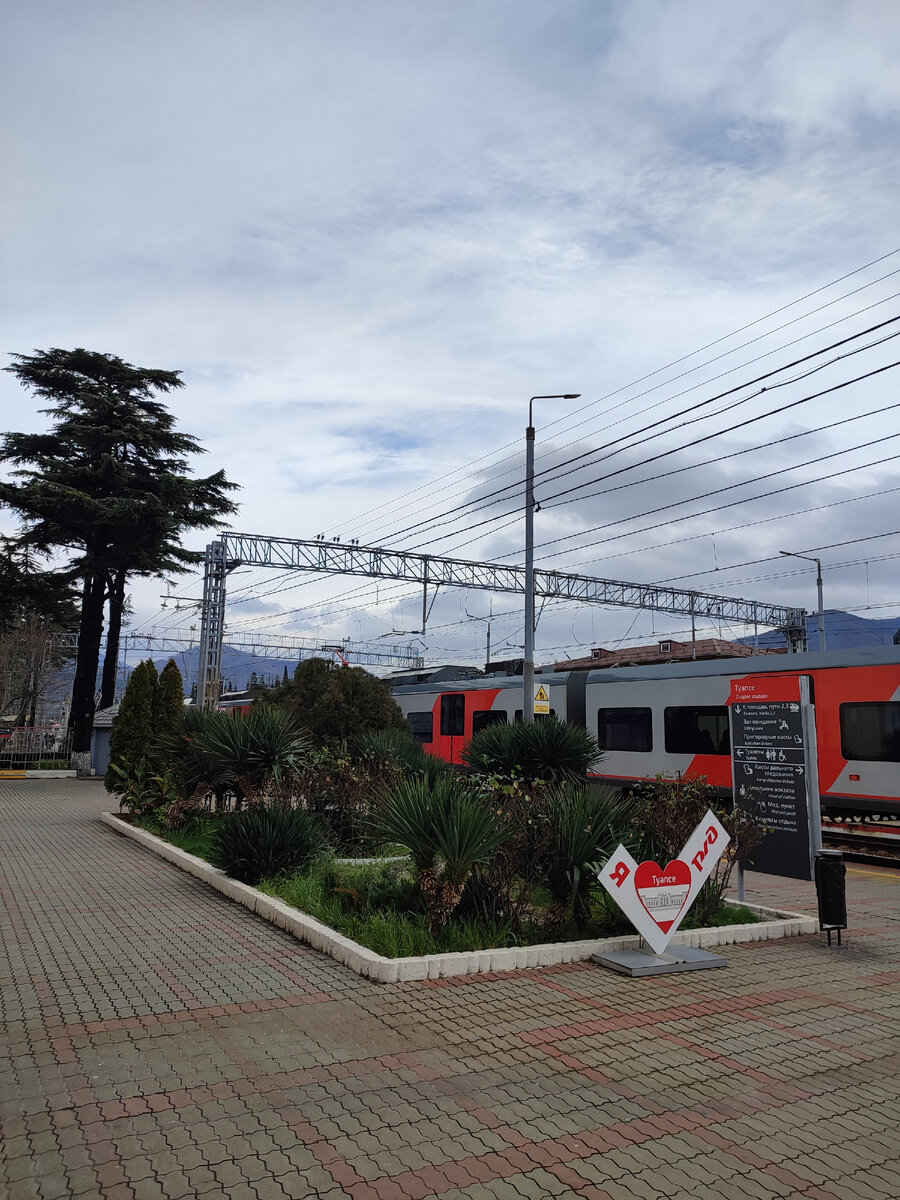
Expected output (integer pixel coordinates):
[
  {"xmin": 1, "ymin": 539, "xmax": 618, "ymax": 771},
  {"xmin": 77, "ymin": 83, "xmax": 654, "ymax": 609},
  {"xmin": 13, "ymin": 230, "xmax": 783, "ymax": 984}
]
[
  {"xmin": 463, "ymin": 716, "xmax": 602, "ymax": 783},
  {"xmin": 539, "ymin": 784, "xmax": 637, "ymax": 929},
  {"xmin": 160, "ymin": 708, "xmax": 311, "ymax": 803},
  {"xmin": 367, "ymin": 775, "xmax": 509, "ymax": 930},
  {"xmin": 350, "ymin": 727, "xmax": 451, "ymax": 785},
  {"xmin": 350, "ymin": 728, "xmax": 430, "ymax": 773},
  {"xmin": 210, "ymin": 805, "xmax": 325, "ymax": 884}
]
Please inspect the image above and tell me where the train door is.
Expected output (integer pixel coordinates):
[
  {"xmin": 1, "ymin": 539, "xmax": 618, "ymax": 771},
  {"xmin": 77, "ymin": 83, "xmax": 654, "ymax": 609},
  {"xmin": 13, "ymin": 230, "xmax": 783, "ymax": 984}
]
[{"xmin": 440, "ymin": 692, "xmax": 466, "ymax": 763}]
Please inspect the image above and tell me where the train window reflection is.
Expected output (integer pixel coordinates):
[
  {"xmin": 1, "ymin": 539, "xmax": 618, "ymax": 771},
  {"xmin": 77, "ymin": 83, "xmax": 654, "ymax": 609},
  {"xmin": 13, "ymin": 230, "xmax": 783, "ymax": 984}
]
[
  {"xmin": 598, "ymin": 708, "xmax": 652, "ymax": 752},
  {"xmin": 407, "ymin": 711, "xmax": 434, "ymax": 744},
  {"xmin": 664, "ymin": 706, "xmax": 730, "ymax": 755},
  {"xmin": 472, "ymin": 710, "xmax": 508, "ymax": 735},
  {"xmin": 840, "ymin": 702, "xmax": 900, "ymax": 761}
]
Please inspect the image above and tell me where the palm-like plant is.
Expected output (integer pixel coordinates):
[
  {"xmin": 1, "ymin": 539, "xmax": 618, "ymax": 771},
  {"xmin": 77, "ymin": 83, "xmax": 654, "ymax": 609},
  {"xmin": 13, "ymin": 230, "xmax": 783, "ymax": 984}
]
[
  {"xmin": 540, "ymin": 784, "xmax": 637, "ymax": 928},
  {"xmin": 159, "ymin": 708, "xmax": 310, "ymax": 804},
  {"xmin": 211, "ymin": 805, "xmax": 325, "ymax": 884},
  {"xmin": 463, "ymin": 716, "xmax": 602, "ymax": 783},
  {"xmin": 367, "ymin": 775, "xmax": 509, "ymax": 930}
]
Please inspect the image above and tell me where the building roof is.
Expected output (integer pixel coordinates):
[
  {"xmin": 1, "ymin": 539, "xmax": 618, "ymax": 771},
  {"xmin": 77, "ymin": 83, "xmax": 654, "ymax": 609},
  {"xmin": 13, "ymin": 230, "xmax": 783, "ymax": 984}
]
[
  {"xmin": 92, "ymin": 704, "xmax": 120, "ymax": 728},
  {"xmin": 554, "ymin": 637, "xmax": 786, "ymax": 672}
]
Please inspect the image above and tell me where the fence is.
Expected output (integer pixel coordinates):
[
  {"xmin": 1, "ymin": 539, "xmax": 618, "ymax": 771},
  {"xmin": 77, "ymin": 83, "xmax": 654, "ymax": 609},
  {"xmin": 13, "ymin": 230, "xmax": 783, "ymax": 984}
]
[{"xmin": 0, "ymin": 727, "xmax": 73, "ymax": 770}]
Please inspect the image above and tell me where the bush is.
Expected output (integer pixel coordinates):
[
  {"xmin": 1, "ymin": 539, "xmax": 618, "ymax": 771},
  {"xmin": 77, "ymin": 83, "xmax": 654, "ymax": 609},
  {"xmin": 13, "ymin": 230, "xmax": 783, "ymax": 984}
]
[
  {"xmin": 367, "ymin": 775, "xmax": 509, "ymax": 930},
  {"xmin": 463, "ymin": 716, "xmax": 601, "ymax": 783},
  {"xmin": 106, "ymin": 658, "xmax": 157, "ymax": 791},
  {"xmin": 210, "ymin": 805, "xmax": 326, "ymax": 884},
  {"xmin": 159, "ymin": 707, "xmax": 311, "ymax": 806},
  {"xmin": 629, "ymin": 775, "xmax": 764, "ymax": 927},
  {"xmin": 538, "ymin": 784, "xmax": 638, "ymax": 929}
]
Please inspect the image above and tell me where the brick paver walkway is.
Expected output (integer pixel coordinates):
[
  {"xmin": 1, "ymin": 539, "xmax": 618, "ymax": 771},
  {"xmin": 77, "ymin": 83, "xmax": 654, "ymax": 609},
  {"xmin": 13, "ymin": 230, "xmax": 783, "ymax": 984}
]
[{"xmin": 1, "ymin": 780, "xmax": 899, "ymax": 1200}]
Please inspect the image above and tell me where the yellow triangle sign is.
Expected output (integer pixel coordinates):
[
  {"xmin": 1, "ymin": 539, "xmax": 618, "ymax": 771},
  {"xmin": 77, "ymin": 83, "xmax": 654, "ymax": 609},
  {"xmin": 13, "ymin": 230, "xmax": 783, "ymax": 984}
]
[{"xmin": 535, "ymin": 685, "xmax": 549, "ymax": 703}]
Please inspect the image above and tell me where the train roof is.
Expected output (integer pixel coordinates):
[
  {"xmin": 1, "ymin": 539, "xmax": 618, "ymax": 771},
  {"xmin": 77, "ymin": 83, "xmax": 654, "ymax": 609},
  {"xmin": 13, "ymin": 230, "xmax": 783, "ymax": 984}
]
[
  {"xmin": 584, "ymin": 644, "xmax": 900, "ymax": 685},
  {"xmin": 391, "ymin": 671, "xmax": 579, "ymax": 695}
]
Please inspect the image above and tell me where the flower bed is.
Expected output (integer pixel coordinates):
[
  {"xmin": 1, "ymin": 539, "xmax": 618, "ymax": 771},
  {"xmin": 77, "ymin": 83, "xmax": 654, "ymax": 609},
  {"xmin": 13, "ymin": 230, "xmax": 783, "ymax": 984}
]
[{"xmin": 102, "ymin": 812, "xmax": 818, "ymax": 983}]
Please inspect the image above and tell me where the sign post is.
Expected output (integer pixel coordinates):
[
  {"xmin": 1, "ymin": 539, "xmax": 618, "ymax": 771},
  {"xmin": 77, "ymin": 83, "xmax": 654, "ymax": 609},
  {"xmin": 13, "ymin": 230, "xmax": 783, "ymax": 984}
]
[
  {"xmin": 594, "ymin": 810, "xmax": 731, "ymax": 976},
  {"xmin": 533, "ymin": 684, "xmax": 550, "ymax": 715},
  {"xmin": 728, "ymin": 675, "xmax": 821, "ymax": 881}
]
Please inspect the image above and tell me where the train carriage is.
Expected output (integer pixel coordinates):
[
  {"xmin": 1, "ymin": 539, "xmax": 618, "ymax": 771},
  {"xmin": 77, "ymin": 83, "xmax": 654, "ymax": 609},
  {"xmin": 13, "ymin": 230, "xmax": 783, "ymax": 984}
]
[
  {"xmin": 393, "ymin": 647, "xmax": 900, "ymax": 817},
  {"xmin": 392, "ymin": 671, "xmax": 585, "ymax": 765}
]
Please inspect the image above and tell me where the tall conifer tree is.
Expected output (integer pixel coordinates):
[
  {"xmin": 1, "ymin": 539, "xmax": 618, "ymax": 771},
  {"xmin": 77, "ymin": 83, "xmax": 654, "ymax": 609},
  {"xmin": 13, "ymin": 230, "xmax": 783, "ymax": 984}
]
[{"xmin": 1, "ymin": 349, "xmax": 238, "ymax": 771}]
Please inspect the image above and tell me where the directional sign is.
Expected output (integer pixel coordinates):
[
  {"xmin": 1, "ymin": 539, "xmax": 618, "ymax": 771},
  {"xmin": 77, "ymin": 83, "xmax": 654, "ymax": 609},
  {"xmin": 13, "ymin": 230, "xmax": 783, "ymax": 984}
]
[
  {"xmin": 729, "ymin": 675, "xmax": 821, "ymax": 881},
  {"xmin": 534, "ymin": 684, "xmax": 550, "ymax": 715},
  {"xmin": 597, "ymin": 810, "xmax": 730, "ymax": 955}
]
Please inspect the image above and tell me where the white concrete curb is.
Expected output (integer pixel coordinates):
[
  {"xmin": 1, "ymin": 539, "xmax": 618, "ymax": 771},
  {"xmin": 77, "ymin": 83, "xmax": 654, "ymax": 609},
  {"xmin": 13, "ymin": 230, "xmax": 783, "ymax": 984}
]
[
  {"xmin": 101, "ymin": 812, "xmax": 819, "ymax": 984},
  {"xmin": 0, "ymin": 769, "xmax": 77, "ymax": 779}
]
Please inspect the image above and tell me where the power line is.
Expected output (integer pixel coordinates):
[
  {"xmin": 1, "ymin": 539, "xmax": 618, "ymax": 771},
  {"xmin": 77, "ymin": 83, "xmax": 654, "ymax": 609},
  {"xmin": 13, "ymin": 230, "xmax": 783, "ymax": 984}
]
[
  {"xmin": 332, "ymin": 251, "xmax": 900, "ymax": 541},
  {"xmin": 369, "ymin": 317, "xmax": 900, "ymax": 546}
]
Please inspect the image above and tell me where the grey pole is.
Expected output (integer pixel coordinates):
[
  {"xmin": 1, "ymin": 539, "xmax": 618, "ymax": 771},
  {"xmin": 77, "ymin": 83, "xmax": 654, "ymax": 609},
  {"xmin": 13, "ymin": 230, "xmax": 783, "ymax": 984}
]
[
  {"xmin": 780, "ymin": 550, "xmax": 826, "ymax": 651},
  {"xmin": 523, "ymin": 422, "xmax": 536, "ymax": 723},
  {"xmin": 524, "ymin": 394, "xmax": 580, "ymax": 723},
  {"xmin": 815, "ymin": 559, "xmax": 826, "ymax": 651}
]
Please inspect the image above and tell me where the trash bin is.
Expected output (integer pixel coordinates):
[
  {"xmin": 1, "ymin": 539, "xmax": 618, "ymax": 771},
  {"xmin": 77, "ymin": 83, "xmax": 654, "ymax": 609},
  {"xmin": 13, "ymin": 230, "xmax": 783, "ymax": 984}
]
[{"xmin": 814, "ymin": 849, "xmax": 847, "ymax": 946}]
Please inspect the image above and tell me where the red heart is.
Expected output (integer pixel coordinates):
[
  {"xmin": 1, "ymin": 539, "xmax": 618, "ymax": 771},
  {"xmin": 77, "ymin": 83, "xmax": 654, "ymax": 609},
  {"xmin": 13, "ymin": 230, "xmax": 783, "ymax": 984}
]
[{"xmin": 633, "ymin": 859, "xmax": 692, "ymax": 933}]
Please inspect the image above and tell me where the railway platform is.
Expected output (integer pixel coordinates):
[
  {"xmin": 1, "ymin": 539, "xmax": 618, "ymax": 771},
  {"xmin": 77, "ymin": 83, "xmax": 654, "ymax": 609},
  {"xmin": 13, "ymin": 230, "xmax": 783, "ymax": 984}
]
[{"xmin": 1, "ymin": 779, "xmax": 898, "ymax": 1200}]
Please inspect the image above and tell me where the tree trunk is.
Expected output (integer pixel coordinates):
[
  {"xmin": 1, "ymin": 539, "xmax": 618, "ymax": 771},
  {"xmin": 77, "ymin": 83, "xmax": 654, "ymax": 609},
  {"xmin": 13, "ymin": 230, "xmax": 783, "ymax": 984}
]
[
  {"xmin": 99, "ymin": 570, "xmax": 126, "ymax": 709},
  {"xmin": 70, "ymin": 572, "xmax": 105, "ymax": 769}
]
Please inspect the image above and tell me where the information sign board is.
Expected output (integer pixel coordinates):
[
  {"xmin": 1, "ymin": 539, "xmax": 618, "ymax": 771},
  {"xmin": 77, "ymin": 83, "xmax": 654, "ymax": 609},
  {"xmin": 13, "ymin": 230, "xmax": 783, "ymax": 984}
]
[
  {"xmin": 728, "ymin": 674, "xmax": 821, "ymax": 881},
  {"xmin": 534, "ymin": 684, "xmax": 550, "ymax": 715}
]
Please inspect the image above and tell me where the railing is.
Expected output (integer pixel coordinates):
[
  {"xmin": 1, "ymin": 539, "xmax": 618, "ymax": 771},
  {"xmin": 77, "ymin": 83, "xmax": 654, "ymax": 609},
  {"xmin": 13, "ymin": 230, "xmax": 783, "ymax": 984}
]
[{"xmin": 0, "ymin": 727, "xmax": 73, "ymax": 770}]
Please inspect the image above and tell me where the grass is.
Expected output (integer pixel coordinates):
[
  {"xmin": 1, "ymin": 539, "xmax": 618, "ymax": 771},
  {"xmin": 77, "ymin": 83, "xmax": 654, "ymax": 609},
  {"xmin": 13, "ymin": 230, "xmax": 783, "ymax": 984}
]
[{"xmin": 132, "ymin": 815, "xmax": 760, "ymax": 957}]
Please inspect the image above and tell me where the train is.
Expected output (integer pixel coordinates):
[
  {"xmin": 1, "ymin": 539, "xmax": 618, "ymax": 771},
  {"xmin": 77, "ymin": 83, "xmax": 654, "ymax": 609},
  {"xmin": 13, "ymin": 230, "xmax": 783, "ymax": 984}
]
[{"xmin": 391, "ymin": 646, "xmax": 900, "ymax": 819}]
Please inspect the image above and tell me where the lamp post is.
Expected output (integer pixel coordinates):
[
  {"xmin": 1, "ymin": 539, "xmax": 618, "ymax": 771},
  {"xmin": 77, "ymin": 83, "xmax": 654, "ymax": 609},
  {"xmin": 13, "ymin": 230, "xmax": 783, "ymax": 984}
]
[
  {"xmin": 780, "ymin": 550, "xmax": 826, "ymax": 650},
  {"xmin": 524, "ymin": 393, "xmax": 581, "ymax": 722}
]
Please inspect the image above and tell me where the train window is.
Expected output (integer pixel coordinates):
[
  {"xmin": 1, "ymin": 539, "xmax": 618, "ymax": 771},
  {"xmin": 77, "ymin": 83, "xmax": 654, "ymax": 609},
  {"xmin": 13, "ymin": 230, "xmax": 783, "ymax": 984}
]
[
  {"xmin": 664, "ymin": 706, "xmax": 730, "ymax": 755},
  {"xmin": 598, "ymin": 708, "xmax": 652, "ymax": 752},
  {"xmin": 407, "ymin": 711, "xmax": 434, "ymax": 744},
  {"xmin": 472, "ymin": 710, "xmax": 508, "ymax": 735},
  {"xmin": 440, "ymin": 693, "xmax": 466, "ymax": 737},
  {"xmin": 840, "ymin": 702, "xmax": 900, "ymax": 762}
]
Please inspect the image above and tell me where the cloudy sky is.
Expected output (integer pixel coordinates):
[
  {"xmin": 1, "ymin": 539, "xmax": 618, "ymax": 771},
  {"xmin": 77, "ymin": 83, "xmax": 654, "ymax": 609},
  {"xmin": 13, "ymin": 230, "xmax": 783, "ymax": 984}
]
[{"xmin": 3, "ymin": 0, "xmax": 900, "ymax": 671}]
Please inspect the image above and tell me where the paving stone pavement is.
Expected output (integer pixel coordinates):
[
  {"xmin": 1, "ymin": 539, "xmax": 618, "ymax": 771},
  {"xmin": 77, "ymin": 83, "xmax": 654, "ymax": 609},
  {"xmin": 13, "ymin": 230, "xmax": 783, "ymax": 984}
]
[{"xmin": 1, "ymin": 780, "xmax": 899, "ymax": 1200}]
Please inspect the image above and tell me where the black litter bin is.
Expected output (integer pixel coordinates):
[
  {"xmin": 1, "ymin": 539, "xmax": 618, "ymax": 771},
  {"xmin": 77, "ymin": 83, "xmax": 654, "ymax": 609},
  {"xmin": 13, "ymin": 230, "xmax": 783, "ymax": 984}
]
[{"xmin": 814, "ymin": 849, "xmax": 847, "ymax": 946}]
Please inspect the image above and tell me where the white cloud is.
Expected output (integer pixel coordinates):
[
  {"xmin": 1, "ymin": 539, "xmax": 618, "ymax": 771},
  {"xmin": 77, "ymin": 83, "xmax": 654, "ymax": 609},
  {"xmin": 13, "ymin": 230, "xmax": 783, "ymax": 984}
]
[{"xmin": 2, "ymin": 0, "xmax": 900, "ymax": 662}]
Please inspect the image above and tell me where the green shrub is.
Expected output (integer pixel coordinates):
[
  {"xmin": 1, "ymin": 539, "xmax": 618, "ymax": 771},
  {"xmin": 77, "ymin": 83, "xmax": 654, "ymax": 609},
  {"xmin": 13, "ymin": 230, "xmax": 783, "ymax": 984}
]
[
  {"xmin": 539, "ymin": 784, "xmax": 637, "ymax": 928},
  {"xmin": 629, "ymin": 775, "xmax": 764, "ymax": 927},
  {"xmin": 211, "ymin": 805, "xmax": 326, "ymax": 884},
  {"xmin": 462, "ymin": 716, "xmax": 601, "ymax": 783},
  {"xmin": 367, "ymin": 775, "xmax": 509, "ymax": 930},
  {"xmin": 106, "ymin": 658, "xmax": 157, "ymax": 791},
  {"xmin": 349, "ymin": 727, "xmax": 444, "ymax": 777},
  {"xmin": 159, "ymin": 707, "xmax": 311, "ymax": 805}
]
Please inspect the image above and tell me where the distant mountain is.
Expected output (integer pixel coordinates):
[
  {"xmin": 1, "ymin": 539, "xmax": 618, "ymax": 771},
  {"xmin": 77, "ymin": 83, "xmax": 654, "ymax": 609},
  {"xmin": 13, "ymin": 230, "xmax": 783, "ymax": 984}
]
[{"xmin": 743, "ymin": 610, "xmax": 900, "ymax": 652}]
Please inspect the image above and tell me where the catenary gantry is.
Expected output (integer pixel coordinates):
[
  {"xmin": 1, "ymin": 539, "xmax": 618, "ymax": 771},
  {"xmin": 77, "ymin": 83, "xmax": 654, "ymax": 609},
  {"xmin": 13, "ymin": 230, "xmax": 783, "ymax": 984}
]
[{"xmin": 195, "ymin": 534, "xmax": 807, "ymax": 708}]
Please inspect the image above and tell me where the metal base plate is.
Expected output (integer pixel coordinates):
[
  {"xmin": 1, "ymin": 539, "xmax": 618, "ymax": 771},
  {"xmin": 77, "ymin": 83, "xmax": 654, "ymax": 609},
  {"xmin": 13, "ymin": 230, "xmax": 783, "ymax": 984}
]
[{"xmin": 591, "ymin": 945, "xmax": 728, "ymax": 976}]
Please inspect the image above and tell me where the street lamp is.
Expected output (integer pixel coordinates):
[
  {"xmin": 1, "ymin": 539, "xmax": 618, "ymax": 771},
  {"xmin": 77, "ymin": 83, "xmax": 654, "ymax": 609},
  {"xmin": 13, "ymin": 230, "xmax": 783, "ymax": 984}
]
[
  {"xmin": 780, "ymin": 550, "xmax": 826, "ymax": 651},
  {"xmin": 524, "ymin": 393, "xmax": 581, "ymax": 722}
]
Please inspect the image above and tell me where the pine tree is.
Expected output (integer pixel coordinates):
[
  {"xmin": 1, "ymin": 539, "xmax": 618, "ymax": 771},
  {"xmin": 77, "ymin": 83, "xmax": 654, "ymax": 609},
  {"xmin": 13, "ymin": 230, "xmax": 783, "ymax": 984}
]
[
  {"xmin": 1, "ymin": 349, "xmax": 238, "ymax": 770},
  {"xmin": 106, "ymin": 659, "xmax": 157, "ymax": 789},
  {"xmin": 155, "ymin": 659, "xmax": 185, "ymax": 748}
]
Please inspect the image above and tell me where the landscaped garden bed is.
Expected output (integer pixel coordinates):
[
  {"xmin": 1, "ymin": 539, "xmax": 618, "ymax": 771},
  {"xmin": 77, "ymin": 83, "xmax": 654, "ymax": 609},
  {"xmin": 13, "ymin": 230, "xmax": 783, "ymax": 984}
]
[
  {"xmin": 102, "ymin": 812, "xmax": 817, "ymax": 982},
  {"xmin": 101, "ymin": 657, "xmax": 817, "ymax": 981}
]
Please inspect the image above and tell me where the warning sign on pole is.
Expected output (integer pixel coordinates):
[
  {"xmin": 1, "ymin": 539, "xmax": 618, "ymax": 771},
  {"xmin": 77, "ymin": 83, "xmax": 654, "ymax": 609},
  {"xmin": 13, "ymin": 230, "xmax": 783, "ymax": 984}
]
[{"xmin": 534, "ymin": 684, "xmax": 550, "ymax": 715}]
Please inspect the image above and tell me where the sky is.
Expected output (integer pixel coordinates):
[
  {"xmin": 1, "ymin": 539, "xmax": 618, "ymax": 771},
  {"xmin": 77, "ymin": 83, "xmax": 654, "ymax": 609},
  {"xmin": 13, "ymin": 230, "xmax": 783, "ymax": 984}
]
[{"xmin": 3, "ymin": 0, "xmax": 900, "ymax": 676}]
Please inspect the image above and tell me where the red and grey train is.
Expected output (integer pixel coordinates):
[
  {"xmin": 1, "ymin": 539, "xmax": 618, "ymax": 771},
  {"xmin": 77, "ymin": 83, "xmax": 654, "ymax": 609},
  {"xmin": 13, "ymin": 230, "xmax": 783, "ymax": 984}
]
[{"xmin": 391, "ymin": 646, "xmax": 900, "ymax": 819}]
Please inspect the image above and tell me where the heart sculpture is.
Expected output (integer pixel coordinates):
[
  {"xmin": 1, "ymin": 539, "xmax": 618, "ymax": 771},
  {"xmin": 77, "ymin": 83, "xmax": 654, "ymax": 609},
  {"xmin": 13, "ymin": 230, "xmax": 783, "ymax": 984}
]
[{"xmin": 633, "ymin": 859, "xmax": 692, "ymax": 933}]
